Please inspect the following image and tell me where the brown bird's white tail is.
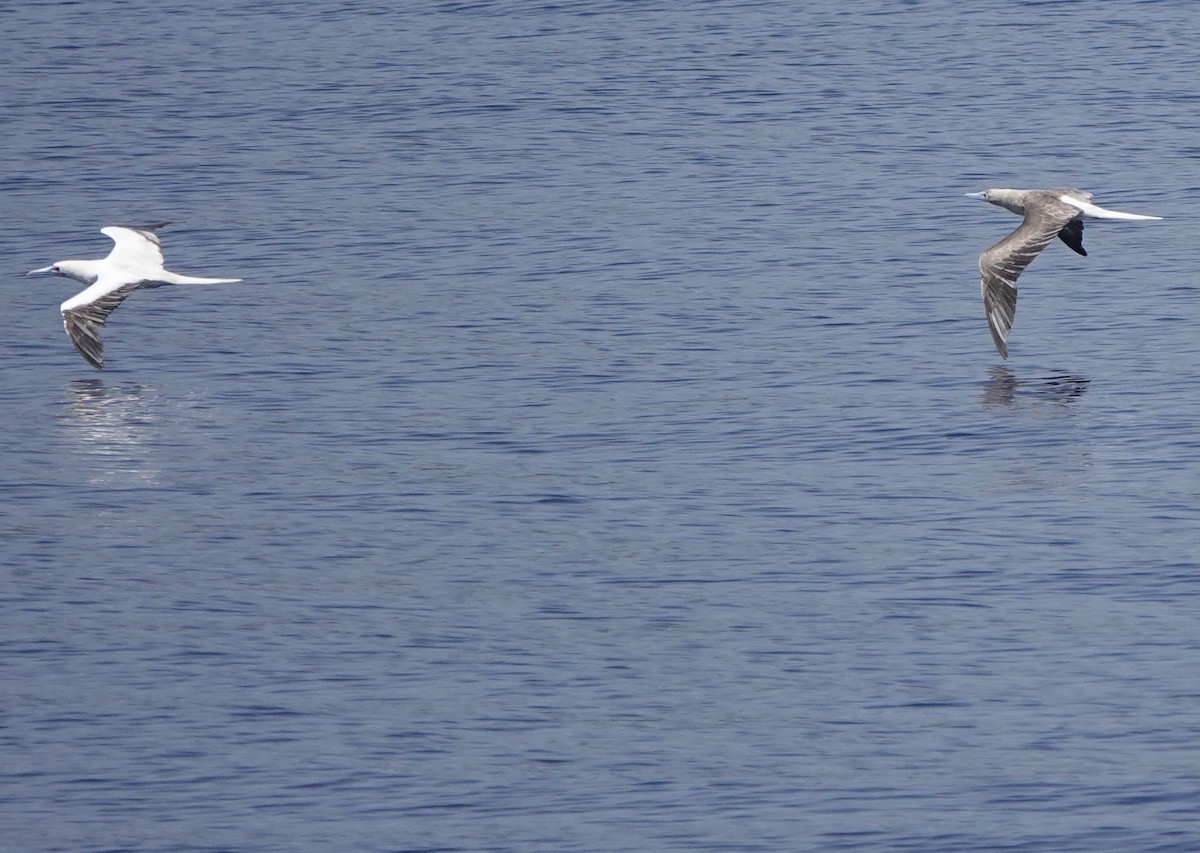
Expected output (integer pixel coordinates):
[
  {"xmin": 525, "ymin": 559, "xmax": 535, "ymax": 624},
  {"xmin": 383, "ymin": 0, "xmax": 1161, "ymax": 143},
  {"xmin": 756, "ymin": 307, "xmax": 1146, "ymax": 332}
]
[{"xmin": 1058, "ymin": 195, "xmax": 1163, "ymax": 220}]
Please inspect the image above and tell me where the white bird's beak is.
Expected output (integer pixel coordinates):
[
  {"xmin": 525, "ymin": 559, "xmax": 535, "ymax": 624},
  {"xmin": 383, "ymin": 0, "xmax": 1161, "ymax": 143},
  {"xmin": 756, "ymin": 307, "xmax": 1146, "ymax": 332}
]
[
  {"xmin": 964, "ymin": 192, "xmax": 987, "ymax": 200},
  {"xmin": 27, "ymin": 266, "xmax": 56, "ymax": 276}
]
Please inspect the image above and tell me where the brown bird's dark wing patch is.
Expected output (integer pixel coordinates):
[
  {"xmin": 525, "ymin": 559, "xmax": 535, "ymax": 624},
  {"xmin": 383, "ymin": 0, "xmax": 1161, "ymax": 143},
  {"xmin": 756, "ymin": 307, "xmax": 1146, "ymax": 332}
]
[{"xmin": 1058, "ymin": 219, "xmax": 1087, "ymax": 256}]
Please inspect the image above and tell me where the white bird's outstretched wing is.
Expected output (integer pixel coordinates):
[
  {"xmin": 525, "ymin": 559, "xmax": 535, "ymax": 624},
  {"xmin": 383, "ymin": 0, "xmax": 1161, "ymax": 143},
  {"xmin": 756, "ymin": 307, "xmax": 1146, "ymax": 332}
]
[
  {"xmin": 101, "ymin": 223, "xmax": 169, "ymax": 270},
  {"xmin": 61, "ymin": 279, "xmax": 144, "ymax": 369}
]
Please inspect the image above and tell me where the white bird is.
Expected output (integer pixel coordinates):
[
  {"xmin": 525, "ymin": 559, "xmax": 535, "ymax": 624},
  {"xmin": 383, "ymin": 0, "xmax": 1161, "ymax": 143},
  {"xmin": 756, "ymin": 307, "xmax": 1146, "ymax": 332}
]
[
  {"xmin": 27, "ymin": 223, "xmax": 241, "ymax": 369},
  {"xmin": 965, "ymin": 188, "xmax": 1161, "ymax": 358}
]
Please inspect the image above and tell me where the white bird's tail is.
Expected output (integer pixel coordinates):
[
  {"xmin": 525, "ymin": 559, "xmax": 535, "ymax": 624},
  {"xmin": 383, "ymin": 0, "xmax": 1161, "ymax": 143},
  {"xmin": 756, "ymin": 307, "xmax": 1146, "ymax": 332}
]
[
  {"xmin": 1059, "ymin": 195, "xmax": 1163, "ymax": 220},
  {"xmin": 161, "ymin": 271, "xmax": 242, "ymax": 284}
]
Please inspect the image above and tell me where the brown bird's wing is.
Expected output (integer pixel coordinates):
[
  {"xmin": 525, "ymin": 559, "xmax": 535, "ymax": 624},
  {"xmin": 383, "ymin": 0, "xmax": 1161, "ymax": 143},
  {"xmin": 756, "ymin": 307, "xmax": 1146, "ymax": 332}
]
[
  {"xmin": 61, "ymin": 281, "xmax": 144, "ymax": 369},
  {"xmin": 1057, "ymin": 219, "xmax": 1086, "ymax": 256},
  {"xmin": 979, "ymin": 200, "xmax": 1079, "ymax": 358}
]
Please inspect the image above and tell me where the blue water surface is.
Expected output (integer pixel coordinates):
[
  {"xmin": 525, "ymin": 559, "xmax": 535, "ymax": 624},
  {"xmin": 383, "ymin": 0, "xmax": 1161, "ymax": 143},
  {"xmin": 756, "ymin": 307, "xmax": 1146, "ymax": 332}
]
[{"xmin": 1, "ymin": 1, "xmax": 1196, "ymax": 851}]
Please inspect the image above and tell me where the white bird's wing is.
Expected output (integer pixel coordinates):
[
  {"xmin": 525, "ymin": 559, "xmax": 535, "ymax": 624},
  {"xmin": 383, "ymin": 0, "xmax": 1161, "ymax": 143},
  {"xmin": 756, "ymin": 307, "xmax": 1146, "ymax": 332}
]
[
  {"xmin": 101, "ymin": 223, "xmax": 168, "ymax": 270},
  {"xmin": 979, "ymin": 205, "xmax": 1077, "ymax": 358},
  {"xmin": 61, "ymin": 278, "xmax": 145, "ymax": 369}
]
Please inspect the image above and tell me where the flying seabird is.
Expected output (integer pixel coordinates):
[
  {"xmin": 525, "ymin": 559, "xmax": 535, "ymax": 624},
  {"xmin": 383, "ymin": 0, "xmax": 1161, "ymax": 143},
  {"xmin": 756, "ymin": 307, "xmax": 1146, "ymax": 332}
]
[
  {"xmin": 965, "ymin": 187, "xmax": 1161, "ymax": 357},
  {"xmin": 27, "ymin": 223, "xmax": 241, "ymax": 369}
]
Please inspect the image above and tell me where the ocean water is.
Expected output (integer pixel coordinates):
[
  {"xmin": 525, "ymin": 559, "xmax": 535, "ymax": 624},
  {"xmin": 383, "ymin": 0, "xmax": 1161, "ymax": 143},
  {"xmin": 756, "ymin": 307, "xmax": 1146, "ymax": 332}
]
[{"xmin": 1, "ymin": 1, "xmax": 1196, "ymax": 851}]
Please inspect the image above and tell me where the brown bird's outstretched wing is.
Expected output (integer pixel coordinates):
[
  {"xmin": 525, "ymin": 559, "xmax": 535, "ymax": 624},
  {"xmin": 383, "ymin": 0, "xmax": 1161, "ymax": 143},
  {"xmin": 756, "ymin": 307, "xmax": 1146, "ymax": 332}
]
[{"xmin": 979, "ymin": 197, "xmax": 1080, "ymax": 358}]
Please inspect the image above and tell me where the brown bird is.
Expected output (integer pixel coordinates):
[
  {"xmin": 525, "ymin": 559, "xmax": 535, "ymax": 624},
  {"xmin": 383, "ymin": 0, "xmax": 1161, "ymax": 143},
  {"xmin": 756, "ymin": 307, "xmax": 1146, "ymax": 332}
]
[{"xmin": 965, "ymin": 188, "xmax": 1161, "ymax": 357}]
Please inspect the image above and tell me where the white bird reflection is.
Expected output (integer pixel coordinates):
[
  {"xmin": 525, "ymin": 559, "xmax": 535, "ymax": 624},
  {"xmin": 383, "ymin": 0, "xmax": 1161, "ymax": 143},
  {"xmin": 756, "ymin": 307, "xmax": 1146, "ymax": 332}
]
[
  {"xmin": 61, "ymin": 379, "xmax": 162, "ymax": 485},
  {"xmin": 980, "ymin": 365, "xmax": 1090, "ymax": 409}
]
